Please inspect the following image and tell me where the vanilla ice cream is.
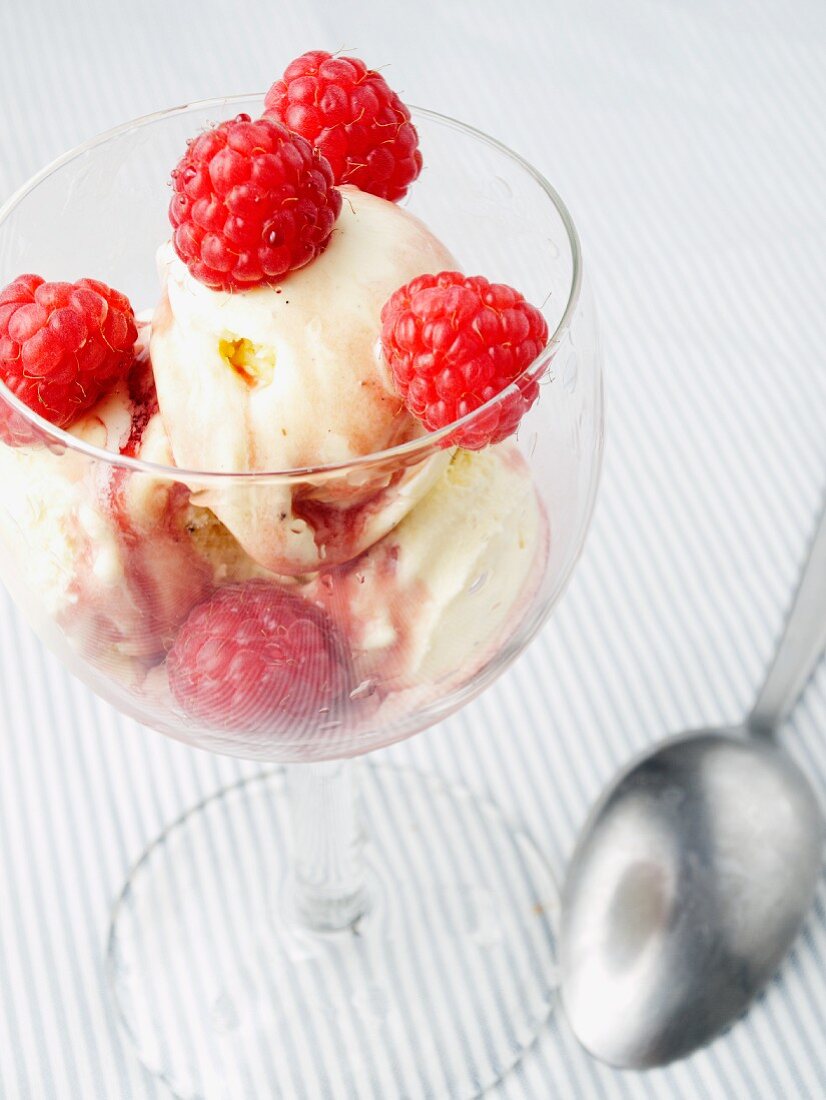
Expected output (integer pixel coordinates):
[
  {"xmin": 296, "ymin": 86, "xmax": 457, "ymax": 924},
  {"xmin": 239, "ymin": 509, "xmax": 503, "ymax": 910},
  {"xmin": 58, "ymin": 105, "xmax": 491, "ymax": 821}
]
[
  {"xmin": 150, "ymin": 185, "xmax": 456, "ymax": 574},
  {"xmin": 0, "ymin": 377, "xmax": 138, "ymax": 622},
  {"xmin": 312, "ymin": 443, "xmax": 545, "ymax": 691},
  {"xmin": 0, "ymin": 337, "xmax": 270, "ymax": 669}
]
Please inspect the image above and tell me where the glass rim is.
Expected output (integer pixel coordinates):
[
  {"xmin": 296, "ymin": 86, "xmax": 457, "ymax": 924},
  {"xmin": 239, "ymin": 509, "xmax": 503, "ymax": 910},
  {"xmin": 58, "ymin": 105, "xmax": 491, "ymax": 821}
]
[{"xmin": 0, "ymin": 95, "xmax": 583, "ymax": 482}]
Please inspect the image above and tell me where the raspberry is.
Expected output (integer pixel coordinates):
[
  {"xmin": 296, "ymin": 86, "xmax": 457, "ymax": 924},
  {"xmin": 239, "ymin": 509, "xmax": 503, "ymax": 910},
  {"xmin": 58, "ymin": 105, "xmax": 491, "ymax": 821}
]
[
  {"xmin": 168, "ymin": 581, "xmax": 352, "ymax": 734},
  {"xmin": 380, "ymin": 272, "xmax": 549, "ymax": 450},
  {"xmin": 264, "ymin": 51, "xmax": 422, "ymax": 203},
  {"xmin": 0, "ymin": 274, "xmax": 137, "ymax": 445},
  {"xmin": 169, "ymin": 114, "xmax": 342, "ymax": 291}
]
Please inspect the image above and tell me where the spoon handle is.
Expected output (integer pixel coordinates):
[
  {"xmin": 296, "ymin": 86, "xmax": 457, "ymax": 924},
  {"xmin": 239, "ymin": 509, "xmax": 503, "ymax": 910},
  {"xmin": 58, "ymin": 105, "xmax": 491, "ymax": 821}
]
[{"xmin": 749, "ymin": 498, "xmax": 826, "ymax": 733}]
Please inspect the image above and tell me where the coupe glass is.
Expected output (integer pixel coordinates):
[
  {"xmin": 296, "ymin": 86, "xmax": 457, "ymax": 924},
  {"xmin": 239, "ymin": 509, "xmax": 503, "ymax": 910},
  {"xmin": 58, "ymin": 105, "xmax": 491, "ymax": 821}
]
[{"xmin": 0, "ymin": 98, "xmax": 602, "ymax": 1099}]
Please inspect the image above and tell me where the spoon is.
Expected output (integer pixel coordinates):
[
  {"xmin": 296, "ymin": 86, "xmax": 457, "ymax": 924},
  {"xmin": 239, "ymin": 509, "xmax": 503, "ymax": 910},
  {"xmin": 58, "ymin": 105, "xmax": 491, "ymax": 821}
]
[{"xmin": 560, "ymin": 501, "xmax": 826, "ymax": 1069}]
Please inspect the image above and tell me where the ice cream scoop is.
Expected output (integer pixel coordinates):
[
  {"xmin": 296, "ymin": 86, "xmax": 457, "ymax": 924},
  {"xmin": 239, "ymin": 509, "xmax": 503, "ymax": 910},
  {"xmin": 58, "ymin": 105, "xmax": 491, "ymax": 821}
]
[
  {"xmin": 150, "ymin": 186, "xmax": 456, "ymax": 575},
  {"xmin": 312, "ymin": 443, "xmax": 545, "ymax": 692},
  {"xmin": 0, "ymin": 336, "xmax": 244, "ymax": 669}
]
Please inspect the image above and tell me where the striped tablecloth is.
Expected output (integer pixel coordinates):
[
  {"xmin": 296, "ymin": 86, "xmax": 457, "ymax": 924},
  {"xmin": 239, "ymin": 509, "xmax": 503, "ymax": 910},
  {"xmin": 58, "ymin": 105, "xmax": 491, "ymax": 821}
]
[{"xmin": 1, "ymin": 1, "xmax": 825, "ymax": 1096}]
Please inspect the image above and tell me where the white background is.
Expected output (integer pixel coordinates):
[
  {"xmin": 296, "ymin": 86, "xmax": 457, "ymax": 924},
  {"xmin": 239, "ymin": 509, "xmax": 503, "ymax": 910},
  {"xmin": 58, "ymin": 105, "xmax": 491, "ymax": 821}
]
[{"xmin": 1, "ymin": 0, "xmax": 825, "ymax": 1096}]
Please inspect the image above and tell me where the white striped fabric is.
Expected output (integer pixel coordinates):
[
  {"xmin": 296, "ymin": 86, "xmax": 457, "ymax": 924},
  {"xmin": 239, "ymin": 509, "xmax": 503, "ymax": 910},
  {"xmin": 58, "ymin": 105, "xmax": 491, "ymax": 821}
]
[{"xmin": 1, "ymin": 0, "xmax": 825, "ymax": 1096}]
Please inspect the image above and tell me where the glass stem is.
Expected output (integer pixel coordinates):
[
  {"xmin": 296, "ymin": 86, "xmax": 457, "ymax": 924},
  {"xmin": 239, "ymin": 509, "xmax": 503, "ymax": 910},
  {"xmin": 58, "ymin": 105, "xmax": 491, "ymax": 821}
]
[{"xmin": 286, "ymin": 760, "xmax": 368, "ymax": 932}]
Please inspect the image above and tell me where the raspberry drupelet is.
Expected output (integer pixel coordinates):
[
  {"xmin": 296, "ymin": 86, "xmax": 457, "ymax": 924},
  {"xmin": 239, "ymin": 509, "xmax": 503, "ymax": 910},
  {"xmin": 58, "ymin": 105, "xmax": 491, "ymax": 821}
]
[
  {"xmin": 264, "ymin": 50, "xmax": 422, "ymax": 203},
  {"xmin": 380, "ymin": 271, "xmax": 549, "ymax": 450},
  {"xmin": 169, "ymin": 113, "xmax": 342, "ymax": 292},
  {"xmin": 0, "ymin": 274, "xmax": 137, "ymax": 445}
]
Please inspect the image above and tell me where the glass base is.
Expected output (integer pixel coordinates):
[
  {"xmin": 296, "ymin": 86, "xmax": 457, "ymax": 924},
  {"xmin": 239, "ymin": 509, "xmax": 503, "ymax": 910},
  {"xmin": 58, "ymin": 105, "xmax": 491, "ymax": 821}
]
[{"xmin": 107, "ymin": 765, "xmax": 559, "ymax": 1099}]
